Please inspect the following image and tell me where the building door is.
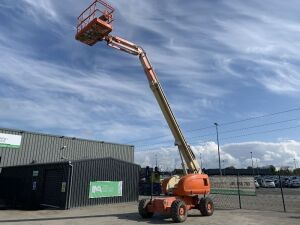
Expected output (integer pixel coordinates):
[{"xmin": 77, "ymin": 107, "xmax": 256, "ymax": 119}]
[{"xmin": 41, "ymin": 169, "xmax": 64, "ymax": 208}]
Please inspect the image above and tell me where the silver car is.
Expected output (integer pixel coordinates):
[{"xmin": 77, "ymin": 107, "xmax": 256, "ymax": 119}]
[
  {"xmin": 254, "ymin": 180, "xmax": 260, "ymax": 188},
  {"xmin": 290, "ymin": 179, "xmax": 300, "ymax": 188},
  {"xmin": 262, "ymin": 179, "xmax": 275, "ymax": 188}
]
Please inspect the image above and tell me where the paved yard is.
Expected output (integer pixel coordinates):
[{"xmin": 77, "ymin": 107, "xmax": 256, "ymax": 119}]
[{"xmin": 0, "ymin": 202, "xmax": 299, "ymax": 225}]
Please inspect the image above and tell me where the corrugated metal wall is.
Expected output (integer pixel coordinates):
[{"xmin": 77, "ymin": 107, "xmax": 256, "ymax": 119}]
[
  {"xmin": 0, "ymin": 161, "xmax": 71, "ymax": 209},
  {"xmin": 0, "ymin": 158, "xmax": 140, "ymax": 209},
  {"xmin": 0, "ymin": 128, "xmax": 134, "ymax": 167},
  {"xmin": 70, "ymin": 158, "xmax": 140, "ymax": 208}
]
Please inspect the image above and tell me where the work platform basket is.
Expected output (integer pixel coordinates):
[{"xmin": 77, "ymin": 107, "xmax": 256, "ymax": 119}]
[{"xmin": 75, "ymin": 0, "xmax": 114, "ymax": 46}]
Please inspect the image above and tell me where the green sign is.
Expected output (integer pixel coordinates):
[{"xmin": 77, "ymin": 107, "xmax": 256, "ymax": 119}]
[
  {"xmin": 89, "ymin": 181, "xmax": 122, "ymax": 198},
  {"xmin": 0, "ymin": 133, "xmax": 22, "ymax": 148}
]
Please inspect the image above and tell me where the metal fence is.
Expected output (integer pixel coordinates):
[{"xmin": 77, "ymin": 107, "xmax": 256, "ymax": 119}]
[{"xmin": 208, "ymin": 174, "xmax": 300, "ymax": 213}]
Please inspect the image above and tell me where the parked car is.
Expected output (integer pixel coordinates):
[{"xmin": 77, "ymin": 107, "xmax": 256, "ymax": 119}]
[
  {"xmin": 284, "ymin": 179, "xmax": 291, "ymax": 187},
  {"xmin": 289, "ymin": 179, "xmax": 300, "ymax": 188},
  {"xmin": 256, "ymin": 177, "xmax": 263, "ymax": 186},
  {"xmin": 285, "ymin": 177, "xmax": 300, "ymax": 187},
  {"xmin": 275, "ymin": 178, "xmax": 289, "ymax": 188},
  {"xmin": 254, "ymin": 180, "xmax": 260, "ymax": 188},
  {"xmin": 280, "ymin": 178, "xmax": 289, "ymax": 188},
  {"xmin": 262, "ymin": 179, "xmax": 275, "ymax": 188},
  {"xmin": 274, "ymin": 179, "xmax": 280, "ymax": 188}
]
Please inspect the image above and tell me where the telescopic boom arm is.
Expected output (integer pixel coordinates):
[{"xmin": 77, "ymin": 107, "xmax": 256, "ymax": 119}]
[
  {"xmin": 75, "ymin": 4, "xmax": 213, "ymax": 222},
  {"xmin": 104, "ymin": 35, "xmax": 201, "ymax": 174}
]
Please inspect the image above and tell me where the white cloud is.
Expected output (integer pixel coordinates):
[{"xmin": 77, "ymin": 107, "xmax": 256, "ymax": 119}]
[
  {"xmin": 209, "ymin": 0, "xmax": 300, "ymax": 96},
  {"xmin": 135, "ymin": 140, "xmax": 300, "ymax": 170},
  {"xmin": 0, "ymin": 0, "xmax": 228, "ymax": 143},
  {"xmin": 1, "ymin": 0, "xmax": 300, "ymax": 154},
  {"xmin": 257, "ymin": 64, "xmax": 300, "ymax": 94},
  {"xmin": 0, "ymin": 44, "xmax": 169, "ymax": 141},
  {"xmin": 22, "ymin": 0, "xmax": 59, "ymax": 23}
]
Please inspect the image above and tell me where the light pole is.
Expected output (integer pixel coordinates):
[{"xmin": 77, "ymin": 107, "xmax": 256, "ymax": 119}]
[
  {"xmin": 214, "ymin": 122, "xmax": 222, "ymax": 176},
  {"xmin": 250, "ymin": 152, "xmax": 254, "ymax": 176},
  {"xmin": 199, "ymin": 153, "xmax": 203, "ymax": 170},
  {"xmin": 294, "ymin": 158, "xmax": 297, "ymax": 169},
  {"xmin": 256, "ymin": 159, "xmax": 259, "ymax": 175},
  {"xmin": 222, "ymin": 160, "xmax": 226, "ymax": 175}
]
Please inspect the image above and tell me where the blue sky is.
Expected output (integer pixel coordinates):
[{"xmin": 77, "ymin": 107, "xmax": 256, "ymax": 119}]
[{"xmin": 0, "ymin": 0, "xmax": 300, "ymax": 169}]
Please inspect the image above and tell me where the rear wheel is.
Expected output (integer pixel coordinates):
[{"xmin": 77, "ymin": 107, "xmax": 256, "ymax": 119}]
[
  {"xmin": 138, "ymin": 199, "xmax": 153, "ymax": 218},
  {"xmin": 199, "ymin": 197, "xmax": 214, "ymax": 216},
  {"xmin": 171, "ymin": 199, "xmax": 187, "ymax": 223}
]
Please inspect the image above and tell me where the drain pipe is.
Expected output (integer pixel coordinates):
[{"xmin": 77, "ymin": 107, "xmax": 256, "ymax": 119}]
[{"xmin": 66, "ymin": 161, "xmax": 73, "ymax": 209}]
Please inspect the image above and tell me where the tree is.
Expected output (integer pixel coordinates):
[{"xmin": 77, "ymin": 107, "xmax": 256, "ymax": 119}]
[
  {"xmin": 293, "ymin": 168, "xmax": 300, "ymax": 175},
  {"xmin": 225, "ymin": 166, "xmax": 236, "ymax": 169},
  {"xmin": 269, "ymin": 165, "xmax": 276, "ymax": 175},
  {"xmin": 278, "ymin": 168, "xmax": 292, "ymax": 176}
]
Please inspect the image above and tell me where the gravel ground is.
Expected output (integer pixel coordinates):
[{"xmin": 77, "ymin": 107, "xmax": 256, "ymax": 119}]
[{"xmin": 0, "ymin": 201, "xmax": 299, "ymax": 225}]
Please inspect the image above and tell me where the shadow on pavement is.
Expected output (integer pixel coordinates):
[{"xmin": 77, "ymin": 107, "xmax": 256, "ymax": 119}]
[
  {"xmin": 289, "ymin": 216, "xmax": 300, "ymax": 219},
  {"xmin": 0, "ymin": 211, "xmax": 207, "ymax": 224}
]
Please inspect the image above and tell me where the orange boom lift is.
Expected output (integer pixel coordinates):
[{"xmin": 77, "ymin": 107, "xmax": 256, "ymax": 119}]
[{"xmin": 75, "ymin": 0, "xmax": 214, "ymax": 223}]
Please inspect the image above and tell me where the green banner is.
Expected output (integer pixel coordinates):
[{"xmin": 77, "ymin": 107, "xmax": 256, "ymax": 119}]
[
  {"xmin": 0, "ymin": 144, "xmax": 20, "ymax": 148},
  {"xmin": 0, "ymin": 133, "xmax": 22, "ymax": 149},
  {"xmin": 89, "ymin": 181, "xmax": 122, "ymax": 198}
]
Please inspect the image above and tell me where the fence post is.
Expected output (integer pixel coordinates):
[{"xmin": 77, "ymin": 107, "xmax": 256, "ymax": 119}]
[
  {"xmin": 278, "ymin": 174, "xmax": 286, "ymax": 212},
  {"xmin": 237, "ymin": 173, "xmax": 242, "ymax": 209}
]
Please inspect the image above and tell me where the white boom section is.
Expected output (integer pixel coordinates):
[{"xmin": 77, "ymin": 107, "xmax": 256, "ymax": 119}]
[{"xmin": 104, "ymin": 35, "xmax": 201, "ymax": 174}]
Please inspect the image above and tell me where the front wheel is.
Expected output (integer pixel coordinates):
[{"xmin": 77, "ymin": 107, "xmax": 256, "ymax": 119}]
[
  {"xmin": 199, "ymin": 197, "xmax": 214, "ymax": 216},
  {"xmin": 171, "ymin": 199, "xmax": 187, "ymax": 223},
  {"xmin": 138, "ymin": 199, "xmax": 154, "ymax": 218}
]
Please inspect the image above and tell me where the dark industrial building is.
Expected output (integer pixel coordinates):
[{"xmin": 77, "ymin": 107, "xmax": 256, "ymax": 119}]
[
  {"xmin": 0, "ymin": 128, "xmax": 139, "ymax": 209},
  {"xmin": 0, "ymin": 158, "xmax": 140, "ymax": 209},
  {"xmin": 0, "ymin": 128, "xmax": 134, "ymax": 167}
]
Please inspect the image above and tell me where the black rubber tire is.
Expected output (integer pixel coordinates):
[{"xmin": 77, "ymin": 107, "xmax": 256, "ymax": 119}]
[
  {"xmin": 171, "ymin": 199, "xmax": 188, "ymax": 223},
  {"xmin": 199, "ymin": 197, "xmax": 214, "ymax": 216},
  {"xmin": 138, "ymin": 199, "xmax": 154, "ymax": 218}
]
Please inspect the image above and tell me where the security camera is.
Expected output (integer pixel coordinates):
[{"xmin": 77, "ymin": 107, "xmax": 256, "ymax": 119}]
[{"xmin": 61, "ymin": 146, "xmax": 67, "ymax": 150}]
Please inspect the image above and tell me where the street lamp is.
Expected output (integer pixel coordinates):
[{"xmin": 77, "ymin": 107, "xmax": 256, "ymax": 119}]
[
  {"xmin": 250, "ymin": 152, "xmax": 254, "ymax": 176},
  {"xmin": 199, "ymin": 153, "xmax": 203, "ymax": 170},
  {"xmin": 294, "ymin": 158, "xmax": 297, "ymax": 169},
  {"xmin": 222, "ymin": 160, "xmax": 226, "ymax": 175},
  {"xmin": 214, "ymin": 122, "xmax": 222, "ymax": 176},
  {"xmin": 256, "ymin": 159, "xmax": 259, "ymax": 175}
]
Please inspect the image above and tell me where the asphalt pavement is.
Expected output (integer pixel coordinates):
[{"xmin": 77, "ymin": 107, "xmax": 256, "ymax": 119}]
[{"xmin": 0, "ymin": 201, "xmax": 299, "ymax": 225}]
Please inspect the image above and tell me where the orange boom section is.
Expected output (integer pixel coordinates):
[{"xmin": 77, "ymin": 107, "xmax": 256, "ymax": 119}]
[
  {"xmin": 173, "ymin": 174, "xmax": 210, "ymax": 196},
  {"xmin": 75, "ymin": 0, "xmax": 114, "ymax": 46}
]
